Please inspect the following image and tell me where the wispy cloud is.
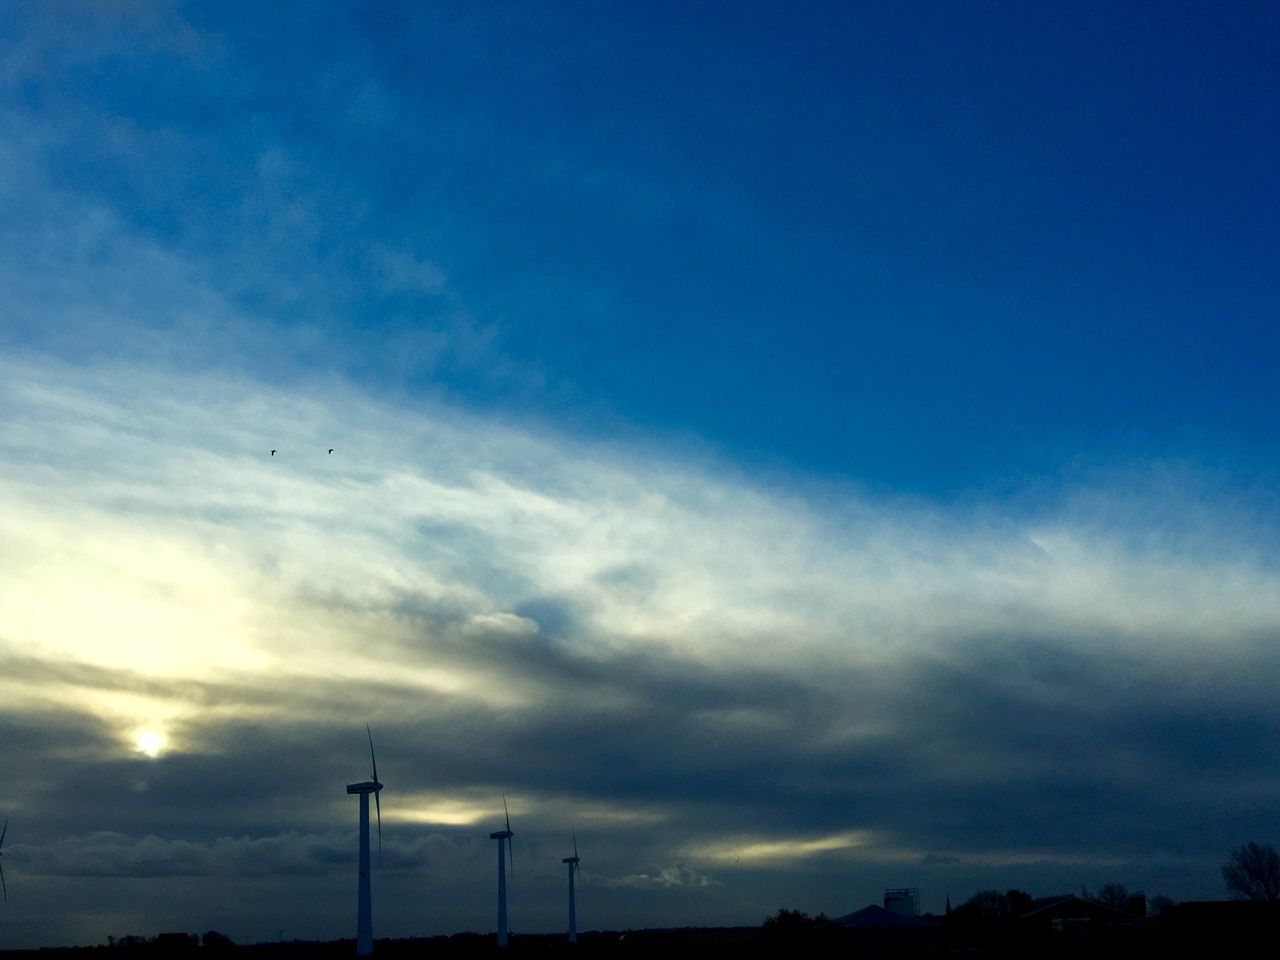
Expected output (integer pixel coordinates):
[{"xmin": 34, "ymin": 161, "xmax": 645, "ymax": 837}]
[
  {"xmin": 608, "ymin": 865, "xmax": 720, "ymax": 890},
  {"xmin": 12, "ymin": 831, "xmax": 357, "ymax": 879},
  {"xmin": 3, "ymin": 354, "xmax": 1278, "ymax": 928},
  {"xmin": 686, "ymin": 831, "xmax": 878, "ymax": 866}
]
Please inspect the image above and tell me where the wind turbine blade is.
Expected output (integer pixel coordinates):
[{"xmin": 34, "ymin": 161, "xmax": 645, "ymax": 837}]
[
  {"xmin": 572, "ymin": 824, "xmax": 578, "ymax": 860},
  {"xmin": 508, "ymin": 836, "xmax": 514, "ymax": 882},
  {"xmin": 1, "ymin": 858, "xmax": 6, "ymax": 902},
  {"xmin": 366, "ymin": 726, "xmax": 382, "ymax": 863},
  {"xmin": 0, "ymin": 819, "xmax": 7, "ymax": 847},
  {"xmin": 503, "ymin": 794, "xmax": 510, "ymax": 833}
]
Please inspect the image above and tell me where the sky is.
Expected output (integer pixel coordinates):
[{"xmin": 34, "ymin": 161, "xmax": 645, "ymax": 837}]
[{"xmin": 2, "ymin": 0, "xmax": 1279, "ymax": 947}]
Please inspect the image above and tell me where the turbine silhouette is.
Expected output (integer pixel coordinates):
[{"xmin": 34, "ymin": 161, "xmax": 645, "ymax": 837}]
[
  {"xmin": 489, "ymin": 796, "xmax": 515, "ymax": 947},
  {"xmin": 1, "ymin": 819, "xmax": 8, "ymax": 901},
  {"xmin": 346, "ymin": 726, "xmax": 383, "ymax": 956},
  {"xmin": 562, "ymin": 826, "xmax": 581, "ymax": 943}
]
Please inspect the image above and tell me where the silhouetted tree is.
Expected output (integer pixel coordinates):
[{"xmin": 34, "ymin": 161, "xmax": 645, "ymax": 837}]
[
  {"xmin": 948, "ymin": 890, "xmax": 1020, "ymax": 950},
  {"xmin": 761, "ymin": 908, "xmax": 838, "ymax": 947},
  {"xmin": 762, "ymin": 907, "xmax": 813, "ymax": 932},
  {"xmin": 1005, "ymin": 889, "xmax": 1033, "ymax": 916},
  {"xmin": 1095, "ymin": 882, "xmax": 1148, "ymax": 916},
  {"xmin": 1223, "ymin": 842, "xmax": 1280, "ymax": 900},
  {"xmin": 1095, "ymin": 883, "xmax": 1130, "ymax": 909},
  {"xmin": 962, "ymin": 889, "xmax": 1010, "ymax": 918}
]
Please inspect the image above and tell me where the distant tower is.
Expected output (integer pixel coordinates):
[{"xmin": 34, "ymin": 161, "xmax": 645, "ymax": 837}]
[
  {"xmin": 563, "ymin": 827, "xmax": 581, "ymax": 944},
  {"xmin": 490, "ymin": 798, "xmax": 514, "ymax": 947},
  {"xmin": 347, "ymin": 728, "xmax": 383, "ymax": 957}
]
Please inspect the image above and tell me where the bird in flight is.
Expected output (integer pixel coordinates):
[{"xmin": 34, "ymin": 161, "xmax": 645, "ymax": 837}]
[
  {"xmin": 328, "ymin": 448, "xmax": 334, "ymax": 454},
  {"xmin": 271, "ymin": 449, "xmax": 276, "ymax": 456}
]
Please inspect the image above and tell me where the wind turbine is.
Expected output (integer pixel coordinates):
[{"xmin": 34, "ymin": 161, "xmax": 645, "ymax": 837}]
[
  {"xmin": 346, "ymin": 726, "xmax": 383, "ymax": 957},
  {"xmin": 563, "ymin": 826, "xmax": 581, "ymax": 944},
  {"xmin": 489, "ymin": 796, "xmax": 515, "ymax": 947},
  {"xmin": 1, "ymin": 820, "xmax": 8, "ymax": 902}
]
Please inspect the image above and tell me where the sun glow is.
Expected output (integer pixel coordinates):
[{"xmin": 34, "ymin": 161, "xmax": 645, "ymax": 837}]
[{"xmin": 134, "ymin": 730, "xmax": 167, "ymax": 758}]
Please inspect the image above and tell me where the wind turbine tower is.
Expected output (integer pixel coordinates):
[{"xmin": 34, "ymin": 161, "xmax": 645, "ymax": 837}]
[
  {"xmin": 1, "ymin": 819, "xmax": 8, "ymax": 902},
  {"xmin": 563, "ymin": 827, "xmax": 581, "ymax": 944},
  {"xmin": 346, "ymin": 727, "xmax": 383, "ymax": 957},
  {"xmin": 489, "ymin": 797, "xmax": 515, "ymax": 947}
]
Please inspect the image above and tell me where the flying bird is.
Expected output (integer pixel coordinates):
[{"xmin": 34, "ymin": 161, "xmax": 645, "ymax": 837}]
[
  {"xmin": 329, "ymin": 449, "xmax": 334, "ymax": 454},
  {"xmin": 271, "ymin": 449, "xmax": 276, "ymax": 456}
]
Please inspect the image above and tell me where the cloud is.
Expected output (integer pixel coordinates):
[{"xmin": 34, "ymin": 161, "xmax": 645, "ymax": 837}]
[
  {"xmin": 608, "ymin": 865, "xmax": 720, "ymax": 890},
  {"xmin": 0, "ymin": 59, "xmax": 536, "ymax": 399},
  {"xmin": 14, "ymin": 832, "xmax": 340, "ymax": 879},
  {"xmin": 685, "ymin": 831, "xmax": 878, "ymax": 866},
  {"xmin": 2, "ymin": 353, "xmax": 1280, "ymax": 940},
  {"xmin": 8, "ymin": 829, "xmax": 460, "ymax": 879}
]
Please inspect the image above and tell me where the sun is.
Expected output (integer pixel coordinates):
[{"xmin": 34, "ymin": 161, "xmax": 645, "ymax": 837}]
[{"xmin": 134, "ymin": 730, "xmax": 167, "ymax": 758}]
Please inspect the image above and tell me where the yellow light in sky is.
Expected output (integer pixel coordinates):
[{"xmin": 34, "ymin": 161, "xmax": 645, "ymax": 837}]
[
  {"xmin": 385, "ymin": 801, "xmax": 487, "ymax": 826},
  {"xmin": 134, "ymin": 730, "xmax": 167, "ymax": 758},
  {"xmin": 686, "ymin": 830, "xmax": 878, "ymax": 865}
]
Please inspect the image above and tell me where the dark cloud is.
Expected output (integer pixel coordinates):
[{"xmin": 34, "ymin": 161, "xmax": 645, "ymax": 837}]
[
  {"xmin": 2, "ymin": 618, "xmax": 1277, "ymax": 947},
  {"xmin": 8, "ymin": 617, "xmax": 1278, "ymax": 934},
  {"xmin": 10, "ymin": 830, "xmax": 454, "ymax": 879}
]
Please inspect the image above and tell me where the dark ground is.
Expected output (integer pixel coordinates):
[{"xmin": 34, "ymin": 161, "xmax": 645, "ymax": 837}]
[
  {"xmin": 4, "ymin": 908, "xmax": 1277, "ymax": 960},
  {"xmin": 1, "ymin": 929, "xmax": 762, "ymax": 960}
]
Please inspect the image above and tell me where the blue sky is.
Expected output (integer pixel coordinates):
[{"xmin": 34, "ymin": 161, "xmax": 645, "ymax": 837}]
[
  {"xmin": 2, "ymin": 0, "xmax": 1280, "ymax": 948},
  {"xmin": 10, "ymin": 1, "xmax": 1279, "ymax": 491}
]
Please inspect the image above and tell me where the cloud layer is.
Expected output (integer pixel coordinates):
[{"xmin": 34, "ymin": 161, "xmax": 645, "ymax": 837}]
[{"xmin": 2, "ymin": 355, "xmax": 1279, "ymax": 945}]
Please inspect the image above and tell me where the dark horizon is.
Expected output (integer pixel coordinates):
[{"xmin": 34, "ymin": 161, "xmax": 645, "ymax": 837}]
[{"xmin": 3, "ymin": 891, "xmax": 1276, "ymax": 959}]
